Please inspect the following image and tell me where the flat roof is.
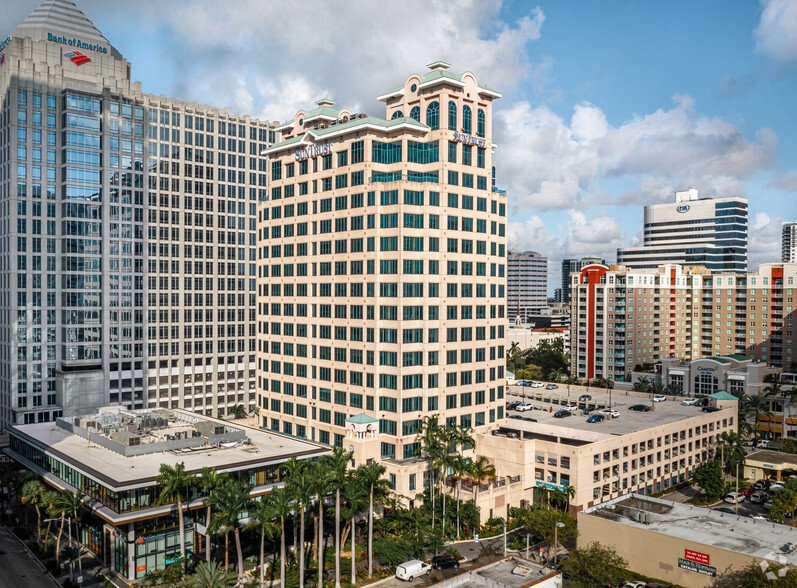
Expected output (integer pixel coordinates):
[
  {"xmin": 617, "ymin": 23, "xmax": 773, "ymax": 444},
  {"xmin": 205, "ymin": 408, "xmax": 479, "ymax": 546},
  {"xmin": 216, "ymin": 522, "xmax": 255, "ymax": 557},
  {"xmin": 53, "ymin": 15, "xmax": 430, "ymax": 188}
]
[
  {"xmin": 746, "ymin": 450, "xmax": 797, "ymax": 469},
  {"xmin": 8, "ymin": 410, "xmax": 328, "ymax": 490},
  {"xmin": 505, "ymin": 385, "xmax": 734, "ymax": 441},
  {"xmin": 433, "ymin": 556, "xmax": 559, "ymax": 588},
  {"xmin": 581, "ymin": 494, "xmax": 797, "ymax": 566}
]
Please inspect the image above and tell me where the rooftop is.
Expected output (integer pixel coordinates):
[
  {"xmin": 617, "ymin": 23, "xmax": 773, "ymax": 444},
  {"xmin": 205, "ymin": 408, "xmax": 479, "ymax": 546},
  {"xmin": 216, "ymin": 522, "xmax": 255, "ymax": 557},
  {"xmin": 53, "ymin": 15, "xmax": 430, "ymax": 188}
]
[
  {"xmin": 8, "ymin": 408, "xmax": 327, "ymax": 490},
  {"xmin": 746, "ymin": 450, "xmax": 797, "ymax": 468},
  {"xmin": 582, "ymin": 494, "xmax": 797, "ymax": 566},
  {"xmin": 433, "ymin": 556, "xmax": 560, "ymax": 588},
  {"xmin": 504, "ymin": 385, "xmax": 735, "ymax": 441}
]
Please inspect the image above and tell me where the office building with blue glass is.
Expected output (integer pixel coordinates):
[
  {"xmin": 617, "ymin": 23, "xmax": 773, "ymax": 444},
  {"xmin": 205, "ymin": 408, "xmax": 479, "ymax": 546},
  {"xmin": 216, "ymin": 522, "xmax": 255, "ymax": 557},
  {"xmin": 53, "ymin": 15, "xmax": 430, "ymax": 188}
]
[{"xmin": 0, "ymin": 0, "xmax": 276, "ymax": 431}]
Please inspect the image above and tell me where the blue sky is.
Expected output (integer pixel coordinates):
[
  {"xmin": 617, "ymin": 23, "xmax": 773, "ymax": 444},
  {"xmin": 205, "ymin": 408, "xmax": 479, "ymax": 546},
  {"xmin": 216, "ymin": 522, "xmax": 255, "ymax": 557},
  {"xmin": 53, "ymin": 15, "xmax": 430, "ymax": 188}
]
[{"xmin": 7, "ymin": 0, "xmax": 797, "ymax": 293}]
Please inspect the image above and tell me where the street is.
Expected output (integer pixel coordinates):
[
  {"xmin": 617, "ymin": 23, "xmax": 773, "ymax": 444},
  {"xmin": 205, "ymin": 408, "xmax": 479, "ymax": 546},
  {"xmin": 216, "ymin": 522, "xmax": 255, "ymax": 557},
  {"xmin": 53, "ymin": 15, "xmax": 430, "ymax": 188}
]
[{"xmin": 0, "ymin": 525, "xmax": 60, "ymax": 588}]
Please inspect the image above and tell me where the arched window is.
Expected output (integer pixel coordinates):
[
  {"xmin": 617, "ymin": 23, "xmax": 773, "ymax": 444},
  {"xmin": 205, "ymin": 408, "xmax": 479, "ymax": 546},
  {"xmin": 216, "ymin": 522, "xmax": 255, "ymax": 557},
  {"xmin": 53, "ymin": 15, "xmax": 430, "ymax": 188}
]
[
  {"xmin": 391, "ymin": 110, "xmax": 403, "ymax": 120},
  {"xmin": 477, "ymin": 109, "xmax": 485, "ymax": 138},
  {"xmin": 462, "ymin": 105, "xmax": 472, "ymax": 133},
  {"xmin": 426, "ymin": 101, "xmax": 439, "ymax": 130},
  {"xmin": 409, "ymin": 106, "xmax": 420, "ymax": 122},
  {"xmin": 448, "ymin": 101, "xmax": 457, "ymax": 130}
]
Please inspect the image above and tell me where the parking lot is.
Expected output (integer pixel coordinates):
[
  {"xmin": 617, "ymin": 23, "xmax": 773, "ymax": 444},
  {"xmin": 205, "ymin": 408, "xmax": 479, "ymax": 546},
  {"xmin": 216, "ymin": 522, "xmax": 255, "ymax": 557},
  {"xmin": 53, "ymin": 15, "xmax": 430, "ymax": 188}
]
[{"xmin": 504, "ymin": 384, "xmax": 717, "ymax": 437}]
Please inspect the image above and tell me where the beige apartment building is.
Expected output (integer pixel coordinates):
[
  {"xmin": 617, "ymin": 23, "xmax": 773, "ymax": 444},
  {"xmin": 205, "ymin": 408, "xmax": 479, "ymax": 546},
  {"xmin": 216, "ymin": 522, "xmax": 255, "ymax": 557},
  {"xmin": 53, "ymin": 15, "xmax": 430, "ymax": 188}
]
[
  {"xmin": 570, "ymin": 262, "xmax": 797, "ymax": 382},
  {"xmin": 256, "ymin": 62, "xmax": 508, "ymax": 495}
]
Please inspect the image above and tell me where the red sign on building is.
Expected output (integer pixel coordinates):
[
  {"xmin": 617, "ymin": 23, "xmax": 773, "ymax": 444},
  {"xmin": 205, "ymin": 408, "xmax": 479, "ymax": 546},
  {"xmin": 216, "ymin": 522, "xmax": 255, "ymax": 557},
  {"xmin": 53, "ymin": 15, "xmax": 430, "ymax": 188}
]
[{"xmin": 684, "ymin": 549, "xmax": 710, "ymax": 565}]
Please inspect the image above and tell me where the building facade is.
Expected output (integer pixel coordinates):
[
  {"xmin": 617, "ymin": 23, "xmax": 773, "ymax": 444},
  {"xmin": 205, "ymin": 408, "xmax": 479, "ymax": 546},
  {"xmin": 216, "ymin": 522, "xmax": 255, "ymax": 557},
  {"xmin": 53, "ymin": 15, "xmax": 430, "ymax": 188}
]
[
  {"xmin": 784, "ymin": 222, "xmax": 797, "ymax": 263},
  {"xmin": 0, "ymin": 0, "xmax": 275, "ymax": 429},
  {"xmin": 256, "ymin": 62, "xmax": 508, "ymax": 495},
  {"xmin": 617, "ymin": 189, "xmax": 748, "ymax": 273},
  {"xmin": 560, "ymin": 257, "xmax": 605, "ymax": 304},
  {"xmin": 507, "ymin": 250, "xmax": 547, "ymax": 323},
  {"xmin": 570, "ymin": 262, "xmax": 796, "ymax": 382},
  {"xmin": 659, "ymin": 355, "xmax": 776, "ymax": 398}
]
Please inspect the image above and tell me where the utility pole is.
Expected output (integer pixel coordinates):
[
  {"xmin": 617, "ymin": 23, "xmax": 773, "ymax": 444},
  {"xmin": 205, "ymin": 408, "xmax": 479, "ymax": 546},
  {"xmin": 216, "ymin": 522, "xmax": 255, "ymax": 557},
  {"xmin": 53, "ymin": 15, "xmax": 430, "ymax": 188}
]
[{"xmin": 735, "ymin": 461, "xmax": 741, "ymax": 516}]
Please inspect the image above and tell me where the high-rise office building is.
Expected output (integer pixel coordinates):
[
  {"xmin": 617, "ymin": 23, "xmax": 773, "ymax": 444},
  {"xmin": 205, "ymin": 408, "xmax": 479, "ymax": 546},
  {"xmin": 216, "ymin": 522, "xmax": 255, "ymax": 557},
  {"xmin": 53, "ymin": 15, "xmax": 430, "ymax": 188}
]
[
  {"xmin": 0, "ymin": 0, "xmax": 275, "ymax": 430},
  {"xmin": 256, "ymin": 62, "xmax": 508, "ymax": 495},
  {"xmin": 507, "ymin": 250, "xmax": 547, "ymax": 323},
  {"xmin": 569, "ymin": 262, "xmax": 796, "ymax": 382},
  {"xmin": 560, "ymin": 257, "xmax": 605, "ymax": 303},
  {"xmin": 617, "ymin": 189, "xmax": 748, "ymax": 273},
  {"xmin": 784, "ymin": 223, "xmax": 797, "ymax": 263}
]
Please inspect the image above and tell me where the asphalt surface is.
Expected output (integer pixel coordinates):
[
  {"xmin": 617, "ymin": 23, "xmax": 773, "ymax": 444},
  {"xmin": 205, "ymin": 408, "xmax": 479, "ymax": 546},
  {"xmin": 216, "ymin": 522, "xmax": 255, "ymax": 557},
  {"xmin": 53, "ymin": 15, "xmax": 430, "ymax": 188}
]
[{"xmin": 0, "ymin": 525, "xmax": 60, "ymax": 588}]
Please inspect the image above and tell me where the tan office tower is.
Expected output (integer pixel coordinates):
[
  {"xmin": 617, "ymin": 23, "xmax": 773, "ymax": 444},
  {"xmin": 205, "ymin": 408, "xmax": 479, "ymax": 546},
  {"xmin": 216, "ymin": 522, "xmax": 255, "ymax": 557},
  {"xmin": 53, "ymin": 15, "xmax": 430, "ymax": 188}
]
[
  {"xmin": 257, "ymin": 62, "xmax": 508, "ymax": 494},
  {"xmin": 0, "ymin": 0, "xmax": 275, "ymax": 429}
]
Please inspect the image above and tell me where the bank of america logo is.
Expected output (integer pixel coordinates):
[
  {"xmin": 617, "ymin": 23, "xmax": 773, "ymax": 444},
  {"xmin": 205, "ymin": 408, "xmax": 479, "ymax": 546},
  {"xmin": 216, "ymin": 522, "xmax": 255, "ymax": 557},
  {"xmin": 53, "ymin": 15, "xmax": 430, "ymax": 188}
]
[
  {"xmin": 0, "ymin": 54, "xmax": 5, "ymax": 66},
  {"xmin": 65, "ymin": 50, "xmax": 91, "ymax": 65}
]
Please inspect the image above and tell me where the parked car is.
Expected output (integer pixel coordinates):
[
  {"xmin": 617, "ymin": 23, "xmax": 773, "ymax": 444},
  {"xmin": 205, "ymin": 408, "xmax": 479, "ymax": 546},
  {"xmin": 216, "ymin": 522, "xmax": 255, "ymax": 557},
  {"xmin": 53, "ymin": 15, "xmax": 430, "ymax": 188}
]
[
  {"xmin": 544, "ymin": 554, "xmax": 569, "ymax": 570},
  {"xmin": 681, "ymin": 398, "xmax": 699, "ymax": 405},
  {"xmin": 701, "ymin": 406, "xmax": 721, "ymax": 413},
  {"xmin": 431, "ymin": 555, "xmax": 460, "ymax": 570},
  {"xmin": 738, "ymin": 485, "xmax": 754, "ymax": 497},
  {"xmin": 506, "ymin": 401, "xmax": 521, "ymax": 410},
  {"xmin": 396, "ymin": 560, "xmax": 431, "ymax": 581},
  {"xmin": 582, "ymin": 407, "xmax": 595, "ymax": 415},
  {"xmin": 531, "ymin": 382, "xmax": 544, "ymax": 388},
  {"xmin": 770, "ymin": 482, "xmax": 785, "ymax": 493},
  {"xmin": 587, "ymin": 414, "xmax": 606, "ymax": 424},
  {"xmin": 521, "ymin": 417, "xmax": 537, "ymax": 423},
  {"xmin": 750, "ymin": 491, "xmax": 769, "ymax": 504},
  {"xmin": 515, "ymin": 402, "xmax": 534, "ymax": 412},
  {"xmin": 545, "ymin": 384, "xmax": 559, "ymax": 390},
  {"xmin": 724, "ymin": 492, "xmax": 745, "ymax": 504},
  {"xmin": 562, "ymin": 403, "xmax": 578, "ymax": 411},
  {"xmin": 715, "ymin": 507, "xmax": 736, "ymax": 515},
  {"xmin": 765, "ymin": 499, "xmax": 774, "ymax": 510},
  {"xmin": 509, "ymin": 415, "xmax": 524, "ymax": 420},
  {"xmin": 622, "ymin": 583, "xmax": 647, "ymax": 588},
  {"xmin": 629, "ymin": 404, "xmax": 652, "ymax": 412},
  {"xmin": 602, "ymin": 409, "xmax": 620, "ymax": 418},
  {"xmin": 753, "ymin": 479, "xmax": 771, "ymax": 491},
  {"xmin": 653, "ymin": 395, "xmax": 667, "ymax": 402},
  {"xmin": 695, "ymin": 397, "xmax": 709, "ymax": 407},
  {"xmin": 554, "ymin": 409, "xmax": 572, "ymax": 418},
  {"xmin": 750, "ymin": 514, "xmax": 767, "ymax": 521},
  {"xmin": 578, "ymin": 394, "xmax": 592, "ymax": 402}
]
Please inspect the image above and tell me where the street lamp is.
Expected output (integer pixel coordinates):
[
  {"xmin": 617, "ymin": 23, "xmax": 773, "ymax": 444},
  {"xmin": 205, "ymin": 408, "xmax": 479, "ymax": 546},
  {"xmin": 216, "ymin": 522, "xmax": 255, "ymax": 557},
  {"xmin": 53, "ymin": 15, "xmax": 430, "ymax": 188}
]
[
  {"xmin": 553, "ymin": 521, "xmax": 565, "ymax": 564},
  {"xmin": 735, "ymin": 461, "xmax": 741, "ymax": 516}
]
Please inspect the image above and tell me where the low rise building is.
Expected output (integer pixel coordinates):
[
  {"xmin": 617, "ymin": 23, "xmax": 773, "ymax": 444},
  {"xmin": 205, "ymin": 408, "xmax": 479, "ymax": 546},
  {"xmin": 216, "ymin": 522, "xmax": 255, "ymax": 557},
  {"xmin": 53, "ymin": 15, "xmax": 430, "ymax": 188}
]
[
  {"xmin": 435, "ymin": 556, "xmax": 561, "ymax": 588},
  {"xmin": 743, "ymin": 449, "xmax": 797, "ymax": 482},
  {"xmin": 474, "ymin": 386, "xmax": 738, "ymax": 517},
  {"xmin": 506, "ymin": 327, "xmax": 569, "ymax": 353},
  {"xmin": 579, "ymin": 494, "xmax": 797, "ymax": 587},
  {"xmin": 660, "ymin": 355, "xmax": 776, "ymax": 397},
  {"xmin": 4, "ymin": 407, "xmax": 327, "ymax": 580}
]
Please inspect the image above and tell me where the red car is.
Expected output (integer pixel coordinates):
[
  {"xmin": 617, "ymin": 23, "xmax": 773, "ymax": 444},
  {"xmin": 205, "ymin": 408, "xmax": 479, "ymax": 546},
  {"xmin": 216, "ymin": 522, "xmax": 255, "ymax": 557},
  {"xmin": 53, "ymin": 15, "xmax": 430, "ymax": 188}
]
[{"xmin": 739, "ymin": 486, "xmax": 755, "ymax": 497}]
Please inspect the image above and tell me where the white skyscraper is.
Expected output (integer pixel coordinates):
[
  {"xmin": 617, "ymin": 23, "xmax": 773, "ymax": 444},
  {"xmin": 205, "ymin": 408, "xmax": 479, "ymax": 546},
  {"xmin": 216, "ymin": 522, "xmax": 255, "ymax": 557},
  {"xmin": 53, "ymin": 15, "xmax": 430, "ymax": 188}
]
[
  {"xmin": 507, "ymin": 250, "xmax": 548, "ymax": 323},
  {"xmin": 617, "ymin": 189, "xmax": 748, "ymax": 273},
  {"xmin": 783, "ymin": 222, "xmax": 797, "ymax": 263}
]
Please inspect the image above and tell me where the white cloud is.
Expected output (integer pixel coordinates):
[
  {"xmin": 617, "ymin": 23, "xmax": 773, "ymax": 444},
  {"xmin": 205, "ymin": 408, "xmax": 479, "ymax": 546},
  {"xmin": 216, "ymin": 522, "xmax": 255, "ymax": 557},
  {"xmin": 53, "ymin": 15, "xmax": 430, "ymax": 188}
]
[
  {"xmin": 754, "ymin": 0, "xmax": 797, "ymax": 61},
  {"xmin": 749, "ymin": 212, "xmax": 784, "ymax": 267},
  {"xmin": 110, "ymin": 0, "xmax": 547, "ymax": 121},
  {"xmin": 495, "ymin": 94, "xmax": 777, "ymax": 216}
]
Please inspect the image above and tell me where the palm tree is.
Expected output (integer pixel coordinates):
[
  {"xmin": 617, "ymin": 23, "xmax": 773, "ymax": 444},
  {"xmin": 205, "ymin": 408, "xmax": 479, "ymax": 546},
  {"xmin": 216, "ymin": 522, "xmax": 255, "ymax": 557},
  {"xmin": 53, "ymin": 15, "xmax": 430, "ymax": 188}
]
[
  {"xmin": 470, "ymin": 456, "xmax": 497, "ymax": 518},
  {"xmin": 289, "ymin": 472, "xmax": 314, "ymax": 588},
  {"xmin": 353, "ymin": 462, "xmax": 390, "ymax": 578},
  {"xmin": 41, "ymin": 490, "xmax": 58, "ymax": 543},
  {"xmin": 560, "ymin": 485, "xmax": 576, "ymax": 512},
  {"xmin": 208, "ymin": 479, "xmax": 251, "ymax": 582},
  {"xmin": 548, "ymin": 367, "xmax": 565, "ymax": 382},
  {"xmin": 417, "ymin": 415, "xmax": 443, "ymax": 529},
  {"xmin": 451, "ymin": 455, "xmax": 472, "ymax": 538},
  {"xmin": 343, "ymin": 471, "xmax": 370, "ymax": 586},
  {"xmin": 48, "ymin": 492, "xmax": 67, "ymax": 565},
  {"xmin": 632, "ymin": 377, "xmax": 650, "ymax": 392},
  {"xmin": 21, "ymin": 479, "xmax": 45, "ymax": 546},
  {"xmin": 244, "ymin": 495, "xmax": 280, "ymax": 588},
  {"xmin": 53, "ymin": 489, "xmax": 89, "ymax": 579},
  {"xmin": 309, "ymin": 462, "xmax": 334, "ymax": 588},
  {"xmin": 742, "ymin": 394, "xmax": 773, "ymax": 441},
  {"xmin": 187, "ymin": 560, "xmax": 237, "ymax": 588},
  {"xmin": 269, "ymin": 487, "xmax": 293, "ymax": 588},
  {"xmin": 664, "ymin": 382, "xmax": 682, "ymax": 396},
  {"xmin": 228, "ymin": 404, "xmax": 247, "ymax": 419},
  {"xmin": 764, "ymin": 381, "xmax": 784, "ymax": 398},
  {"xmin": 327, "ymin": 448, "xmax": 352, "ymax": 588},
  {"xmin": 156, "ymin": 462, "xmax": 197, "ymax": 564},
  {"xmin": 198, "ymin": 467, "xmax": 229, "ymax": 562},
  {"xmin": 716, "ymin": 431, "xmax": 746, "ymax": 480}
]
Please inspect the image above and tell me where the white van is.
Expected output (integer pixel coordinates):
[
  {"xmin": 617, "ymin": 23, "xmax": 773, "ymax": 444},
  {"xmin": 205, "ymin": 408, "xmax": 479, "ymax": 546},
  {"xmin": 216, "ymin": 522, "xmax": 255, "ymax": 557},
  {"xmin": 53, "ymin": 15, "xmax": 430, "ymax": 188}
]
[{"xmin": 396, "ymin": 560, "xmax": 431, "ymax": 581}]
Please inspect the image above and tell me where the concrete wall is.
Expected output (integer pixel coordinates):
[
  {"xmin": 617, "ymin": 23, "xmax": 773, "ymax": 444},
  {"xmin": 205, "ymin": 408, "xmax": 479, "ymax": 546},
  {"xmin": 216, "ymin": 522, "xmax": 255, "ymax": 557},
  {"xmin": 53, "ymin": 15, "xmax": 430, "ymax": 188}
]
[{"xmin": 578, "ymin": 510, "xmax": 765, "ymax": 587}]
